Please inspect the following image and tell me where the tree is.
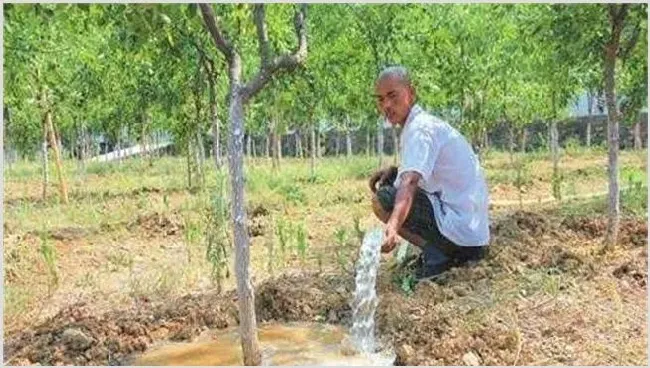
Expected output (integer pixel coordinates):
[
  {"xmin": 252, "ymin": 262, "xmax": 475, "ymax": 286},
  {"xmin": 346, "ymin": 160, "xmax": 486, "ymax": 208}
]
[{"xmin": 198, "ymin": 3, "xmax": 308, "ymax": 365}]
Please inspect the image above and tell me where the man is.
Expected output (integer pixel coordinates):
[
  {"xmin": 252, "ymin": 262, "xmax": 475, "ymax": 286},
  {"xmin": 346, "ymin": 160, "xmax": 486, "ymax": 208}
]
[{"xmin": 369, "ymin": 66, "xmax": 490, "ymax": 280}]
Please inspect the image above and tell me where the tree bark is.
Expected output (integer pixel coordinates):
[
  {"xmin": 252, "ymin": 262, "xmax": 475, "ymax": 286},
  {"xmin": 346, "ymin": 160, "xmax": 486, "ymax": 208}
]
[
  {"xmin": 550, "ymin": 120, "xmax": 560, "ymax": 200},
  {"xmin": 187, "ymin": 138, "xmax": 193, "ymax": 189},
  {"xmin": 586, "ymin": 91, "xmax": 593, "ymax": 147},
  {"xmin": 603, "ymin": 4, "xmax": 628, "ymax": 248},
  {"xmin": 346, "ymin": 130, "xmax": 352, "ymax": 158},
  {"xmin": 520, "ymin": 127, "xmax": 527, "ymax": 153},
  {"xmin": 209, "ymin": 75, "xmax": 222, "ymax": 171},
  {"xmin": 316, "ymin": 129, "xmax": 321, "ymax": 158},
  {"xmin": 633, "ymin": 121, "xmax": 642, "ymax": 150},
  {"xmin": 246, "ymin": 134, "xmax": 252, "ymax": 157},
  {"xmin": 41, "ymin": 116, "xmax": 49, "ymax": 200},
  {"xmin": 265, "ymin": 134, "xmax": 270, "ymax": 159},
  {"xmin": 295, "ymin": 129, "xmax": 303, "ymax": 158},
  {"xmin": 45, "ymin": 108, "xmax": 69, "ymax": 204},
  {"xmin": 335, "ymin": 129, "xmax": 340, "ymax": 156},
  {"xmin": 196, "ymin": 127, "xmax": 205, "ymax": 187},
  {"xmin": 366, "ymin": 129, "xmax": 371, "ymax": 156},
  {"xmin": 310, "ymin": 123, "xmax": 316, "ymax": 177}
]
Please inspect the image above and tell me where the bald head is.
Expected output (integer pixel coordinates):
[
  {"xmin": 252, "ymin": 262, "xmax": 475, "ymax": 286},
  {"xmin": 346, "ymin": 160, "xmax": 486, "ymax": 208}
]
[
  {"xmin": 374, "ymin": 65, "xmax": 416, "ymax": 126},
  {"xmin": 376, "ymin": 65, "xmax": 412, "ymax": 88}
]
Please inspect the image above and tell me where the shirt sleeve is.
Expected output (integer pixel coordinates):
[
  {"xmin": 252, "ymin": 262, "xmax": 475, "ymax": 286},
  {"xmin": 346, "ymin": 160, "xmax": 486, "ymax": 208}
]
[{"xmin": 396, "ymin": 124, "xmax": 440, "ymax": 187}]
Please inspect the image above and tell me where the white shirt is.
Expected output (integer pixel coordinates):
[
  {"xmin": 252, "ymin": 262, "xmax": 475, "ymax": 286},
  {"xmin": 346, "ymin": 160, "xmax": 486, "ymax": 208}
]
[{"xmin": 393, "ymin": 104, "xmax": 490, "ymax": 247}]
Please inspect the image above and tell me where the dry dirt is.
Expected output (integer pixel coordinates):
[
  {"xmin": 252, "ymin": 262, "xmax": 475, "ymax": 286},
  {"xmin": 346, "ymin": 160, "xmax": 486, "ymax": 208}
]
[{"xmin": 4, "ymin": 210, "xmax": 647, "ymax": 366}]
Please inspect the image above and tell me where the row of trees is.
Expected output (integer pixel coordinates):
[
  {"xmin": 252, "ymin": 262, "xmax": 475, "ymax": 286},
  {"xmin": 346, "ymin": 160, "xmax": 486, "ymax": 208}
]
[{"xmin": 4, "ymin": 3, "xmax": 647, "ymax": 364}]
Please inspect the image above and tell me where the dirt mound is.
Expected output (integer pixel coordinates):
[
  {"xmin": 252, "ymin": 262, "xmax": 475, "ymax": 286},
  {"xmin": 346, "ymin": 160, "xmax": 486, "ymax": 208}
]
[
  {"xmin": 249, "ymin": 204, "xmax": 270, "ymax": 218},
  {"xmin": 491, "ymin": 210, "xmax": 553, "ymax": 241},
  {"xmin": 128, "ymin": 212, "xmax": 183, "ymax": 236},
  {"xmin": 612, "ymin": 256, "xmax": 647, "ymax": 288},
  {"xmin": 255, "ymin": 274, "xmax": 352, "ymax": 323},
  {"xmin": 562, "ymin": 216, "xmax": 647, "ymax": 247},
  {"xmin": 4, "ymin": 275, "xmax": 353, "ymax": 366},
  {"xmin": 49, "ymin": 227, "xmax": 92, "ymax": 241},
  {"xmin": 4, "ymin": 291, "xmax": 239, "ymax": 366}
]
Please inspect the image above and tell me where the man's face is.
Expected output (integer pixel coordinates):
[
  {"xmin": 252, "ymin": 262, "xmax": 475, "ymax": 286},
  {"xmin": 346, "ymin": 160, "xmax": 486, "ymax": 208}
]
[{"xmin": 374, "ymin": 76, "xmax": 415, "ymax": 126}]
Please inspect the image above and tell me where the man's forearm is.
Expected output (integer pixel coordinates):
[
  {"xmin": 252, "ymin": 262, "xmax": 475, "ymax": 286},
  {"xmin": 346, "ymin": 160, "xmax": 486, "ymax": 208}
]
[{"xmin": 386, "ymin": 184, "xmax": 416, "ymax": 232}]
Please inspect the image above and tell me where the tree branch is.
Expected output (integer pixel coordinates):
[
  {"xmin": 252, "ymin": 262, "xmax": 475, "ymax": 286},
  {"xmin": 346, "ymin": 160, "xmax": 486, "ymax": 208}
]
[
  {"xmin": 199, "ymin": 3, "xmax": 234, "ymax": 61},
  {"xmin": 254, "ymin": 4, "xmax": 271, "ymax": 68},
  {"xmin": 619, "ymin": 19, "xmax": 641, "ymax": 63},
  {"xmin": 241, "ymin": 4, "xmax": 308, "ymax": 102}
]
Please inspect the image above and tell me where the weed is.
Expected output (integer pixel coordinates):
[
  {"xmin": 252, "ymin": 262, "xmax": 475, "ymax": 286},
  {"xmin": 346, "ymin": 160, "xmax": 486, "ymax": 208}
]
[
  {"xmin": 621, "ymin": 169, "xmax": 648, "ymax": 217},
  {"xmin": 38, "ymin": 235, "xmax": 59, "ymax": 293},
  {"xmin": 204, "ymin": 177, "xmax": 231, "ymax": 293},
  {"xmin": 353, "ymin": 216, "xmax": 365, "ymax": 244},
  {"xmin": 294, "ymin": 222, "xmax": 309, "ymax": 266},
  {"xmin": 276, "ymin": 217, "xmax": 290, "ymax": 261},
  {"xmin": 107, "ymin": 251, "xmax": 134, "ymax": 271}
]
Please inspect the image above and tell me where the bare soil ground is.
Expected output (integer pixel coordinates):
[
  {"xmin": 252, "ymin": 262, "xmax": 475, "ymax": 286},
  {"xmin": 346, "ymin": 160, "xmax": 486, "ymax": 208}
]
[
  {"xmin": 3, "ymin": 151, "xmax": 647, "ymax": 365},
  {"xmin": 4, "ymin": 210, "xmax": 647, "ymax": 366}
]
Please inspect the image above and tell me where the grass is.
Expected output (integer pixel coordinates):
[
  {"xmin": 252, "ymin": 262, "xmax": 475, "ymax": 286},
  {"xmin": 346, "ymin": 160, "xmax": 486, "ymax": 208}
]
[{"xmin": 2, "ymin": 148, "xmax": 647, "ymax": 338}]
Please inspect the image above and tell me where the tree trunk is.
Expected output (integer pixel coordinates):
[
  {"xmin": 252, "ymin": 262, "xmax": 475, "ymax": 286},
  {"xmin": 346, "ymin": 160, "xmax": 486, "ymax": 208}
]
[
  {"xmin": 295, "ymin": 129, "xmax": 303, "ymax": 158},
  {"xmin": 270, "ymin": 122, "xmax": 280, "ymax": 169},
  {"xmin": 187, "ymin": 138, "xmax": 193, "ymax": 189},
  {"xmin": 316, "ymin": 129, "xmax": 321, "ymax": 158},
  {"xmin": 195, "ymin": 127, "xmax": 205, "ymax": 187},
  {"xmin": 229, "ymin": 90, "xmax": 261, "ymax": 365},
  {"xmin": 508, "ymin": 125, "xmax": 516, "ymax": 154},
  {"xmin": 265, "ymin": 134, "xmax": 270, "ymax": 159},
  {"xmin": 366, "ymin": 130, "xmax": 371, "ymax": 156},
  {"xmin": 346, "ymin": 130, "xmax": 352, "ymax": 158},
  {"xmin": 586, "ymin": 92, "xmax": 593, "ymax": 147},
  {"xmin": 252, "ymin": 136, "xmax": 257, "ymax": 158},
  {"xmin": 209, "ymin": 78, "xmax": 221, "ymax": 171},
  {"xmin": 41, "ymin": 117, "xmax": 49, "ymax": 200},
  {"xmin": 310, "ymin": 123, "xmax": 316, "ymax": 177},
  {"xmin": 520, "ymin": 127, "xmax": 527, "ymax": 153},
  {"xmin": 633, "ymin": 121, "xmax": 642, "ymax": 150},
  {"xmin": 602, "ymin": 4, "xmax": 628, "ymax": 248},
  {"xmin": 246, "ymin": 134, "xmax": 252, "ymax": 157},
  {"xmin": 550, "ymin": 120, "xmax": 560, "ymax": 200},
  {"xmin": 45, "ymin": 109, "xmax": 69, "ymax": 204},
  {"xmin": 377, "ymin": 118, "xmax": 384, "ymax": 168},
  {"xmin": 335, "ymin": 129, "xmax": 340, "ymax": 156}
]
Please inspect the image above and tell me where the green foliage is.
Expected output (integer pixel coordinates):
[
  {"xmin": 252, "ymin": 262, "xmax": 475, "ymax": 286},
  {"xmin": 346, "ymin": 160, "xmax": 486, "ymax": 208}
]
[
  {"xmin": 294, "ymin": 222, "xmax": 309, "ymax": 265},
  {"xmin": 39, "ymin": 235, "xmax": 59, "ymax": 292},
  {"xmin": 204, "ymin": 177, "xmax": 230, "ymax": 292},
  {"xmin": 621, "ymin": 168, "xmax": 648, "ymax": 216}
]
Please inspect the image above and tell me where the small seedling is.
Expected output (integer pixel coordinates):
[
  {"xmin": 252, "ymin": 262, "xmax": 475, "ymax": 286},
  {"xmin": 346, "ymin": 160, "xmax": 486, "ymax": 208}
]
[
  {"xmin": 39, "ymin": 235, "xmax": 59, "ymax": 293},
  {"xmin": 295, "ymin": 223, "xmax": 309, "ymax": 266}
]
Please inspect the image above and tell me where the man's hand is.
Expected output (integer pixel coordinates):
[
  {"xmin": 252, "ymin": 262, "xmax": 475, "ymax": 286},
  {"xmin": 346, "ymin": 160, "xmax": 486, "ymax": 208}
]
[
  {"xmin": 369, "ymin": 166, "xmax": 398, "ymax": 193},
  {"xmin": 381, "ymin": 224, "xmax": 399, "ymax": 253}
]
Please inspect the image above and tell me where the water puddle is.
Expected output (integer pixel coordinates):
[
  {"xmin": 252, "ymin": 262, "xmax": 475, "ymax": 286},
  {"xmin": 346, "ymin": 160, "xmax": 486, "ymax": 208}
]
[
  {"xmin": 133, "ymin": 227, "xmax": 394, "ymax": 366},
  {"xmin": 132, "ymin": 323, "xmax": 393, "ymax": 366}
]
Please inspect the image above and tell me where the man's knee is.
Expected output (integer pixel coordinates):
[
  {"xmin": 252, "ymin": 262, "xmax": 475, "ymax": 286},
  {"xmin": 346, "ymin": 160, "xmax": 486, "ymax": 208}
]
[
  {"xmin": 371, "ymin": 194, "xmax": 390, "ymax": 223},
  {"xmin": 371, "ymin": 186, "xmax": 395, "ymax": 223}
]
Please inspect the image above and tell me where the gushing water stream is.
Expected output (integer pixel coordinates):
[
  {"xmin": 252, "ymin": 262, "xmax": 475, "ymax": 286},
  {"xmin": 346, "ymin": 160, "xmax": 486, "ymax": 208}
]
[{"xmin": 350, "ymin": 227, "xmax": 383, "ymax": 354}]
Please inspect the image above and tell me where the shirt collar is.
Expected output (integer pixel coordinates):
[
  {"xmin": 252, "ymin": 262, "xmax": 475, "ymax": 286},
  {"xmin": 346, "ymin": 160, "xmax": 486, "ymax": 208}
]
[{"xmin": 404, "ymin": 103, "xmax": 423, "ymax": 127}]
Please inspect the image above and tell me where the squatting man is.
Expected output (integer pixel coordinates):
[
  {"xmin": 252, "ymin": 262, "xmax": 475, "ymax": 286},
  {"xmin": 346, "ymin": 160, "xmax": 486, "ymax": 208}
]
[{"xmin": 369, "ymin": 65, "xmax": 490, "ymax": 280}]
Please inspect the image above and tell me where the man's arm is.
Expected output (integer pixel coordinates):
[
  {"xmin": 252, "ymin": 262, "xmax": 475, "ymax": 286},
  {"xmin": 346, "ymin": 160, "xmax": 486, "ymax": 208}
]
[{"xmin": 381, "ymin": 171, "xmax": 421, "ymax": 252}]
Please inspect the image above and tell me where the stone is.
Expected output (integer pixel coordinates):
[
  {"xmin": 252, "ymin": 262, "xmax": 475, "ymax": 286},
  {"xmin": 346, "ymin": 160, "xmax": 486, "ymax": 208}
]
[
  {"xmin": 61, "ymin": 328, "xmax": 93, "ymax": 351},
  {"xmin": 462, "ymin": 351, "xmax": 481, "ymax": 366}
]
